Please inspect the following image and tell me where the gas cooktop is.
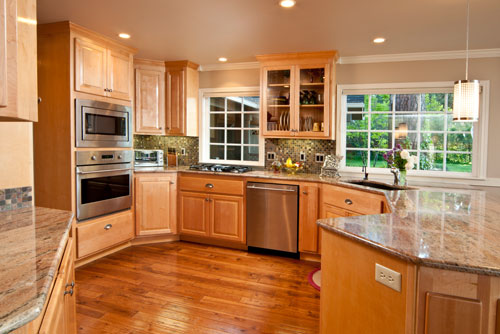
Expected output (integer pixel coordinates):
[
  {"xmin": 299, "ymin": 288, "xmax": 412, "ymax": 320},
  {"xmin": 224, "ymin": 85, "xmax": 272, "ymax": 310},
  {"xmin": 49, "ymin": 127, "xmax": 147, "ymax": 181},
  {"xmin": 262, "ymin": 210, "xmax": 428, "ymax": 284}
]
[{"xmin": 189, "ymin": 164, "xmax": 252, "ymax": 174}]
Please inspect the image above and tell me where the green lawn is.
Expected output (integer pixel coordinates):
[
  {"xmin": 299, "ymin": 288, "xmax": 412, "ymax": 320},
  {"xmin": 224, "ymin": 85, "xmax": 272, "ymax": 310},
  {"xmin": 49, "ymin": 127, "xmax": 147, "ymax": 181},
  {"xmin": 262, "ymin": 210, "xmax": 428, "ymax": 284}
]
[{"xmin": 345, "ymin": 156, "xmax": 471, "ymax": 173}]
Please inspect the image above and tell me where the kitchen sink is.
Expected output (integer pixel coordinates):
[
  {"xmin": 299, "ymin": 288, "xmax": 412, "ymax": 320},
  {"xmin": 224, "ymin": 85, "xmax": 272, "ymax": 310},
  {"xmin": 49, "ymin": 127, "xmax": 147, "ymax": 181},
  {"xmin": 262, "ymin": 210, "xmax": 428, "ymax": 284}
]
[{"xmin": 346, "ymin": 180, "xmax": 413, "ymax": 191}]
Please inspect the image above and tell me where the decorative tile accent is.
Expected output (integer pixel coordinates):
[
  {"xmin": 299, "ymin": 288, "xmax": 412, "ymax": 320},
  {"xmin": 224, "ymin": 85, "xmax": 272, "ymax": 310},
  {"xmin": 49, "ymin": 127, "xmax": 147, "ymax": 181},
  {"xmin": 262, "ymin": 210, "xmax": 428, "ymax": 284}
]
[
  {"xmin": 0, "ymin": 186, "xmax": 33, "ymax": 212},
  {"xmin": 265, "ymin": 139, "xmax": 336, "ymax": 173},
  {"xmin": 134, "ymin": 135, "xmax": 199, "ymax": 166}
]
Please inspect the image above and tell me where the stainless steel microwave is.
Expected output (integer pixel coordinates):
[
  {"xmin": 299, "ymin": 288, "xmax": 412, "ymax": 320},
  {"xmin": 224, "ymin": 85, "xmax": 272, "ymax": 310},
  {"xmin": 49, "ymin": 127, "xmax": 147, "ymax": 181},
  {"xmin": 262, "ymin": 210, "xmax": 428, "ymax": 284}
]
[{"xmin": 75, "ymin": 99, "xmax": 132, "ymax": 148}]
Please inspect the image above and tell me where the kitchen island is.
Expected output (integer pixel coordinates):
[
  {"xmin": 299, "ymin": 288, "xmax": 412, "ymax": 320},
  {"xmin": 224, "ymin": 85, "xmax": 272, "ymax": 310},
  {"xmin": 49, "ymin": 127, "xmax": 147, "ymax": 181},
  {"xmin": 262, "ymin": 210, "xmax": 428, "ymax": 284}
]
[
  {"xmin": 317, "ymin": 187, "xmax": 500, "ymax": 334},
  {"xmin": 0, "ymin": 206, "xmax": 74, "ymax": 334}
]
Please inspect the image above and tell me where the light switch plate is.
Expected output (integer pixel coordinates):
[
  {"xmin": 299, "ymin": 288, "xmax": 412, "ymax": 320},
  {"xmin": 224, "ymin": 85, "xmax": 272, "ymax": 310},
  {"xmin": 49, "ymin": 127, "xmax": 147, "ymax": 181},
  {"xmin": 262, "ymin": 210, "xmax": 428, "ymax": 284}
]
[
  {"xmin": 315, "ymin": 153, "xmax": 325, "ymax": 163},
  {"xmin": 300, "ymin": 152, "xmax": 306, "ymax": 161},
  {"xmin": 267, "ymin": 152, "xmax": 276, "ymax": 161},
  {"xmin": 375, "ymin": 263, "xmax": 402, "ymax": 292},
  {"xmin": 181, "ymin": 148, "xmax": 186, "ymax": 155}
]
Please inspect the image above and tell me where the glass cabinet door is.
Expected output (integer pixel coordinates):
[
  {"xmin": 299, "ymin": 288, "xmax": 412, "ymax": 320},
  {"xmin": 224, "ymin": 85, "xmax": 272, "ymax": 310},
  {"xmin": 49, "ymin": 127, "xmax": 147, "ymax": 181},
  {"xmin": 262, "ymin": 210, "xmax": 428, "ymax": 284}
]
[
  {"xmin": 296, "ymin": 65, "xmax": 330, "ymax": 137},
  {"xmin": 262, "ymin": 67, "xmax": 294, "ymax": 136}
]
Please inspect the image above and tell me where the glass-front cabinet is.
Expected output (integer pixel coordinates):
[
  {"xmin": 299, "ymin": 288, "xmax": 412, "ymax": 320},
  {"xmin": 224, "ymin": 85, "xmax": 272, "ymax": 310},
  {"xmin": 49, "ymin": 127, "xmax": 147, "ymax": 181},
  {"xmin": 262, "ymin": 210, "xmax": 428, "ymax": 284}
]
[{"xmin": 258, "ymin": 51, "xmax": 337, "ymax": 139}]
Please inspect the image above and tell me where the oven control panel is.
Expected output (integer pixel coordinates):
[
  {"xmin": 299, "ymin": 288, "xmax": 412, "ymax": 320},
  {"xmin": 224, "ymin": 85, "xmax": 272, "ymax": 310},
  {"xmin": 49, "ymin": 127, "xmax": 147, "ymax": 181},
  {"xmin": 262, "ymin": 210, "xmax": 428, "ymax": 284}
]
[{"xmin": 76, "ymin": 150, "xmax": 133, "ymax": 166}]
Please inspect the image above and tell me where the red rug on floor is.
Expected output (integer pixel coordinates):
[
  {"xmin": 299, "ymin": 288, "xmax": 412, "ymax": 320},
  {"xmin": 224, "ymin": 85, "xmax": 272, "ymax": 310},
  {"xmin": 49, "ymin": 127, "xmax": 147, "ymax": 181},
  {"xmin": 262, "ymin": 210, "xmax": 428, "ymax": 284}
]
[{"xmin": 308, "ymin": 268, "xmax": 321, "ymax": 291}]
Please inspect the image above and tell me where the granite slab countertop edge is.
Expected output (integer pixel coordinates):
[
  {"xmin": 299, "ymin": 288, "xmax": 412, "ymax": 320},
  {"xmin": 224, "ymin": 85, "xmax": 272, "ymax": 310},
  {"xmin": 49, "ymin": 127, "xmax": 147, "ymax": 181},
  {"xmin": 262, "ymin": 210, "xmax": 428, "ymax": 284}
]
[{"xmin": 0, "ymin": 207, "xmax": 74, "ymax": 334}]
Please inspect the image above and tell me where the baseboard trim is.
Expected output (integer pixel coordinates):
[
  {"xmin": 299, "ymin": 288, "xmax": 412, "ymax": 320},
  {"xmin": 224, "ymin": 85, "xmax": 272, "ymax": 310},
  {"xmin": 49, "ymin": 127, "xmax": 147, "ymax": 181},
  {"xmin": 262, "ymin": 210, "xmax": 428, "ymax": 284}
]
[
  {"xmin": 180, "ymin": 234, "xmax": 248, "ymax": 250},
  {"xmin": 131, "ymin": 234, "xmax": 180, "ymax": 246},
  {"xmin": 75, "ymin": 241, "xmax": 131, "ymax": 268}
]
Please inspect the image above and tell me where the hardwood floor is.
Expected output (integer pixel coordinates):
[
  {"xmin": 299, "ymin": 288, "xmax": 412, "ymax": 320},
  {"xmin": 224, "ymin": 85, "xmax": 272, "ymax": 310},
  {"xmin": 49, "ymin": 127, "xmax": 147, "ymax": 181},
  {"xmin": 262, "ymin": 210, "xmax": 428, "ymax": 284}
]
[{"xmin": 75, "ymin": 241, "xmax": 321, "ymax": 334}]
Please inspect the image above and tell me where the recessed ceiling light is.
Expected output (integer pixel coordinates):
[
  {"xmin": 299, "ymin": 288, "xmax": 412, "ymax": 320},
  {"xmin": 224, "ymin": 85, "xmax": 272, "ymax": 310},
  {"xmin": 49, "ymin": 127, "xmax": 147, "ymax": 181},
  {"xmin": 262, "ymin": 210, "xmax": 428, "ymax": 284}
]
[
  {"xmin": 280, "ymin": 0, "xmax": 296, "ymax": 8},
  {"xmin": 218, "ymin": 57, "xmax": 228, "ymax": 62},
  {"xmin": 373, "ymin": 37, "xmax": 386, "ymax": 44},
  {"xmin": 118, "ymin": 33, "xmax": 131, "ymax": 39}
]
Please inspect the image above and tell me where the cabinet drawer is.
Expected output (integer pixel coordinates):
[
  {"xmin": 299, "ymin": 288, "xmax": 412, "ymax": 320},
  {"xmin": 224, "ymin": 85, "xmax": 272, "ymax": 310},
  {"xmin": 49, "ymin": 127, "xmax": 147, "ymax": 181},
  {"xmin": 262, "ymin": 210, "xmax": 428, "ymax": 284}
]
[
  {"xmin": 179, "ymin": 175, "xmax": 244, "ymax": 196},
  {"xmin": 322, "ymin": 184, "xmax": 384, "ymax": 215},
  {"xmin": 76, "ymin": 211, "xmax": 134, "ymax": 258}
]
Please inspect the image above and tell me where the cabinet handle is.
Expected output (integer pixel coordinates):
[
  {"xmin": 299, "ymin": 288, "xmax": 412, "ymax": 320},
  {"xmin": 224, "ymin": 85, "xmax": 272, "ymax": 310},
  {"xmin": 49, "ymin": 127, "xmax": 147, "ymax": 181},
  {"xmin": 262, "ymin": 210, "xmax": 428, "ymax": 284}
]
[
  {"xmin": 104, "ymin": 224, "xmax": 113, "ymax": 230},
  {"xmin": 104, "ymin": 88, "xmax": 108, "ymax": 92},
  {"xmin": 302, "ymin": 191, "xmax": 308, "ymax": 195},
  {"xmin": 65, "ymin": 281, "xmax": 75, "ymax": 289},
  {"xmin": 170, "ymin": 181, "xmax": 174, "ymax": 185},
  {"xmin": 64, "ymin": 288, "xmax": 74, "ymax": 296},
  {"xmin": 159, "ymin": 127, "xmax": 163, "ymax": 130},
  {"xmin": 345, "ymin": 199, "xmax": 353, "ymax": 205},
  {"xmin": 205, "ymin": 183, "xmax": 214, "ymax": 189},
  {"xmin": 205, "ymin": 198, "xmax": 209, "ymax": 202},
  {"xmin": 109, "ymin": 89, "xmax": 113, "ymax": 92}
]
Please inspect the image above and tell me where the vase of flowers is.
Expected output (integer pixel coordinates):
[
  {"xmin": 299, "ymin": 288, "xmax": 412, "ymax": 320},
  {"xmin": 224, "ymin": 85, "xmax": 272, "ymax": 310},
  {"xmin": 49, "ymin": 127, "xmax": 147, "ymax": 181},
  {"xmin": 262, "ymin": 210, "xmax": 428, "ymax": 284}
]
[{"xmin": 383, "ymin": 144, "xmax": 418, "ymax": 186}]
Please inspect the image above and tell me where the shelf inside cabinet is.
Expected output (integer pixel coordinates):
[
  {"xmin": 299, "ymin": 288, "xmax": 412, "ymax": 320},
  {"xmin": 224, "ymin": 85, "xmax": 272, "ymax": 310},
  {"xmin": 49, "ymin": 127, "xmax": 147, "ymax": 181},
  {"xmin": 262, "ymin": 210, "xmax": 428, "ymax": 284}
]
[
  {"xmin": 300, "ymin": 82, "xmax": 325, "ymax": 87},
  {"xmin": 268, "ymin": 105, "xmax": 290, "ymax": 108},
  {"xmin": 300, "ymin": 104, "xmax": 324, "ymax": 108},
  {"xmin": 268, "ymin": 83, "xmax": 291, "ymax": 87}
]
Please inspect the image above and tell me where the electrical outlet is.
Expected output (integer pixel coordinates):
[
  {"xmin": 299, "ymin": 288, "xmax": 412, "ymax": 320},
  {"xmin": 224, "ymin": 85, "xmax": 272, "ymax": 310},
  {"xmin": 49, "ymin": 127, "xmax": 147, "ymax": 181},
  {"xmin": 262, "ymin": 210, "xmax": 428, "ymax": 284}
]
[
  {"xmin": 375, "ymin": 263, "xmax": 402, "ymax": 292},
  {"xmin": 267, "ymin": 152, "xmax": 276, "ymax": 161},
  {"xmin": 300, "ymin": 152, "xmax": 306, "ymax": 161},
  {"xmin": 181, "ymin": 148, "xmax": 186, "ymax": 155},
  {"xmin": 315, "ymin": 153, "xmax": 325, "ymax": 163}
]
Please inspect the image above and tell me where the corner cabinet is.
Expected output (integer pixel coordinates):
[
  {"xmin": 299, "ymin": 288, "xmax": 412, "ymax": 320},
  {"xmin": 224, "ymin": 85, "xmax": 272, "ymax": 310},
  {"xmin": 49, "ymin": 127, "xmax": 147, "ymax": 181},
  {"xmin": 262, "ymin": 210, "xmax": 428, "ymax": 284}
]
[
  {"xmin": 135, "ymin": 174, "xmax": 177, "ymax": 236},
  {"xmin": 256, "ymin": 51, "xmax": 338, "ymax": 139},
  {"xmin": 134, "ymin": 59, "xmax": 166, "ymax": 134},
  {"xmin": 164, "ymin": 60, "xmax": 199, "ymax": 136},
  {"xmin": 0, "ymin": 0, "xmax": 38, "ymax": 121}
]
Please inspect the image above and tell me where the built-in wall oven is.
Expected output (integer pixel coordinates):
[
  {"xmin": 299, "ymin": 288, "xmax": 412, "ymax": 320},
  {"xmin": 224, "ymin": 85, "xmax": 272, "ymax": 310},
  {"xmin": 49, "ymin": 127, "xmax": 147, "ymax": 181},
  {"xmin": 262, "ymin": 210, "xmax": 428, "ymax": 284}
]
[
  {"xmin": 76, "ymin": 150, "xmax": 133, "ymax": 221},
  {"xmin": 75, "ymin": 99, "xmax": 132, "ymax": 148}
]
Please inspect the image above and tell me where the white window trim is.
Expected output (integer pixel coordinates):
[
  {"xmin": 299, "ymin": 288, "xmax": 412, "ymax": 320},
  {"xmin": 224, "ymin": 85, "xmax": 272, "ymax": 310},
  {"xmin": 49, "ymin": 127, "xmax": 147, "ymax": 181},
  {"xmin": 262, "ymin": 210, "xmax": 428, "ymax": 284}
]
[
  {"xmin": 199, "ymin": 86, "xmax": 264, "ymax": 166},
  {"xmin": 336, "ymin": 81, "xmax": 490, "ymax": 181}
]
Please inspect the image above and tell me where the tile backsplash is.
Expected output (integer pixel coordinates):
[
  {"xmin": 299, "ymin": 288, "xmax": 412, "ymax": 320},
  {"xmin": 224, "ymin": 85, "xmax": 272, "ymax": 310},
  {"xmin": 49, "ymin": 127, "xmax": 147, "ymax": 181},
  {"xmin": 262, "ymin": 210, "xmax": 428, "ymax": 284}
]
[
  {"xmin": 265, "ymin": 139, "xmax": 336, "ymax": 173},
  {"xmin": 0, "ymin": 186, "xmax": 33, "ymax": 212},
  {"xmin": 134, "ymin": 135, "xmax": 199, "ymax": 166},
  {"xmin": 134, "ymin": 135, "xmax": 335, "ymax": 174}
]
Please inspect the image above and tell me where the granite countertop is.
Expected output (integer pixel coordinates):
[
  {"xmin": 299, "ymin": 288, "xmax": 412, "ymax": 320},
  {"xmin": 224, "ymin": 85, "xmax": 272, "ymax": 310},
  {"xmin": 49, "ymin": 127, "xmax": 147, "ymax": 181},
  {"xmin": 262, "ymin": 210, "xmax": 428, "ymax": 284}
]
[
  {"xmin": 0, "ymin": 206, "xmax": 74, "ymax": 334},
  {"xmin": 318, "ymin": 187, "xmax": 500, "ymax": 276}
]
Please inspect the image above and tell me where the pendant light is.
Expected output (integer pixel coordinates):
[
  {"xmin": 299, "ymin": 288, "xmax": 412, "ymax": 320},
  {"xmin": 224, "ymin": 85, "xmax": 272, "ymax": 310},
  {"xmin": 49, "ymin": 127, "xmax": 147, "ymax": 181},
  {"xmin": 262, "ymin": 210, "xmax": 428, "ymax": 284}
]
[{"xmin": 453, "ymin": 0, "xmax": 480, "ymax": 122}]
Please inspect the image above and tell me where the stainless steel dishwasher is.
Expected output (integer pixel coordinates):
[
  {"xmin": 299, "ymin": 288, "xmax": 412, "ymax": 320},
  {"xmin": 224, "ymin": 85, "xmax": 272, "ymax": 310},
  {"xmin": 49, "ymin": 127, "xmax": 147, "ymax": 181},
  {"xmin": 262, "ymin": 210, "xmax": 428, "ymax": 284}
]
[{"xmin": 246, "ymin": 182, "xmax": 299, "ymax": 253}]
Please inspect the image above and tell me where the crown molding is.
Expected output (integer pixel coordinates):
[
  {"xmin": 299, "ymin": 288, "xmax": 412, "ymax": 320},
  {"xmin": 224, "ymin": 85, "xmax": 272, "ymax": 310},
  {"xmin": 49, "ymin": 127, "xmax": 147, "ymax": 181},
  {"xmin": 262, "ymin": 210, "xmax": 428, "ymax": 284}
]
[
  {"xmin": 199, "ymin": 62, "xmax": 260, "ymax": 72},
  {"xmin": 338, "ymin": 48, "xmax": 500, "ymax": 65}
]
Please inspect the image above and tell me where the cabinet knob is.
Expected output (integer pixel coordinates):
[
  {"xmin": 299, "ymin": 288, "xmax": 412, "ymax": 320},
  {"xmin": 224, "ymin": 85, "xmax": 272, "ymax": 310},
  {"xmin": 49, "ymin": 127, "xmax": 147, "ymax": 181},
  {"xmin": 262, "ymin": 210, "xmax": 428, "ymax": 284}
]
[
  {"xmin": 159, "ymin": 127, "xmax": 163, "ymax": 130},
  {"xmin": 104, "ymin": 88, "xmax": 108, "ymax": 92},
  {"xmin": 345, "ymin": 199, "xmax": 353, "ymax": 205},
  {"xmin": 302, "ymin": 191, "xmax": 308, "ymax": 195},
  {"xmin": 91, "ymin": 155, "xmax": 97, "ymax": 161},
  {"xmin": 205, "ymin": 198, "xmax": 209, "ymax": 202},
  {"xmin": 205, "ymin": 183, "xmax": 214, "ymax": 189},
  {"xmin": 38, "ymin": 97, "xmax": 42, "ymax": 104},
  {"xmin": 64, "ymin": 288, "xmax": 74, "ymax": 296},
  {"xmin": 109, "ymin": 89, "xmax": 113, "ymax": 93},
  {"xmin": 170, "ymin": 181, "xmax": 174, "ymax": 185},
  {"xmin": 104, "ymin": 224, "xmax": 113, "ymax": 230},
  {"xmin": 66, "ymin": 281, "xmax": 75, "ymax": 289}
]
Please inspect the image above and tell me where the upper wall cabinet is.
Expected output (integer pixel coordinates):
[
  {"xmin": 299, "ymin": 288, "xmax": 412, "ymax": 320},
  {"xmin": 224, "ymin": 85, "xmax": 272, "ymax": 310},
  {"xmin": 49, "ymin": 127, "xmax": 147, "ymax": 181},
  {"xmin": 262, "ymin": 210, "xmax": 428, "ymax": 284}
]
[
  {"xmin": 75, "ymin": 38, "xmax": 133, "ymax": 101},
  {"xmin": 134, "ymin": 59, "xmax": 165, "ymax": 135},
  {"xmin": 0, "ymin": 0, "xmax": 38, "ymax": 121},
  {"xmin": 256, "ymin": 51, "xmax": 338, "ymax": 139},
  {"xmin": 165, "ymin": 60, "xmax": 199, "ymax": 137}
]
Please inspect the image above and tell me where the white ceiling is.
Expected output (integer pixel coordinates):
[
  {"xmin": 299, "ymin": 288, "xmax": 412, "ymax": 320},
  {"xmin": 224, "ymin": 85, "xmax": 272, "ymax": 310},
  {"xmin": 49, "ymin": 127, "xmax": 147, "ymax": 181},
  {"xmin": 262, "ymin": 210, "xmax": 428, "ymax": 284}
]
[{"xmin": 37, "ymin": 0, "xmax": 500, "ymax": 65}]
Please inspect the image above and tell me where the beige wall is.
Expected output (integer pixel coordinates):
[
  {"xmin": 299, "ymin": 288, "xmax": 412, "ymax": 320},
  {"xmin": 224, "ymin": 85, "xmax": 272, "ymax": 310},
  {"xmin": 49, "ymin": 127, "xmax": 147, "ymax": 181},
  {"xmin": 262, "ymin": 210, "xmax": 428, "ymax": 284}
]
[
  {"xmin": 199, "ymin": 57, "xmax": 500, "ymax": 178},
  {"xmin": 0, "ymin": 123, "xmax": 34, "ymax": 189}
]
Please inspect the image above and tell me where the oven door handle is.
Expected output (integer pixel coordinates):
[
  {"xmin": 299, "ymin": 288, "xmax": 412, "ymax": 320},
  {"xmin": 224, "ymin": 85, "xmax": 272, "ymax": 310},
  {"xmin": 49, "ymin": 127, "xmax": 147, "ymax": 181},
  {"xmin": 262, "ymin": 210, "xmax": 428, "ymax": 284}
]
[{"xmin": 76, "ymin": 168, "xmax": 133, "ymax": 175}]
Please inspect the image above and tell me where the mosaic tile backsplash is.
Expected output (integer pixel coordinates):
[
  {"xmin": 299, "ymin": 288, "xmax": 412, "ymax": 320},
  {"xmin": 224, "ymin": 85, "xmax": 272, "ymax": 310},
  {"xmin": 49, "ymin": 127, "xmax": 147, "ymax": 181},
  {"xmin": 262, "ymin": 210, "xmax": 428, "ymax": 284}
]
[
  {"xmin": 134, "ymin": 135, "xmax": 199, "ymax": 166},
  {"xmin": 265, "ymin": 139, "xmax": 336, "ymax": 173},
  {"xmin": 0, "ymin": 186, "xmax": 33, "ymax": 212}
]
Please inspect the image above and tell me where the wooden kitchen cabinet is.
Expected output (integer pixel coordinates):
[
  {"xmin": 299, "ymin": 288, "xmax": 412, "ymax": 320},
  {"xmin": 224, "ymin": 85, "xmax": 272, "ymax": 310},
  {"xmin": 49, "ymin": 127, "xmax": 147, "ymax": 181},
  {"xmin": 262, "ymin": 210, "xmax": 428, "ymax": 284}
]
[
  {"xmin": 134, "ymin": 59, "xmax": 166, "ymax": 134},
  {"xmin": 165, "ymin": 60, "xmax": 199, "ymax": 136},
  {"xmin": 256, "ymin": 51, "xmax": 338, "ymax": 139},
  {"xmin": 75, "ymin": 38, "xmax": 133, "ymax": 101},
  {"xmin": 322, "ymin": 183, "xmax": 385, "ymax": 216},
  {"xmin": 135, "ymin": 174, "xmax": 177, "ymax": 236},
  {"xmin": 0, "ymin": 0, "xmax": 37, "ymax": 121},
  {"xmin": 298, "ymin": 183, "xmax": 320, "ymax": 254},
  {"xmin": 179, "ymin": 175, "xmax": 245, "ymax": 245}
]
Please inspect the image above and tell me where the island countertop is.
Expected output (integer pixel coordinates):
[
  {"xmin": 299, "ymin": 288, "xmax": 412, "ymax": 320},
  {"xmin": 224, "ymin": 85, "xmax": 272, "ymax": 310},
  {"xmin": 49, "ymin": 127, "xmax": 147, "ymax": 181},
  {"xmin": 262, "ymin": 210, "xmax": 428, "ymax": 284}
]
[
  {"xmin": 318, "ymin": 186, "xmax": 500, "ymax": 277},
  {"xmin": 0, "ymin": 206, "xmax": 73, "ymax": 334}
]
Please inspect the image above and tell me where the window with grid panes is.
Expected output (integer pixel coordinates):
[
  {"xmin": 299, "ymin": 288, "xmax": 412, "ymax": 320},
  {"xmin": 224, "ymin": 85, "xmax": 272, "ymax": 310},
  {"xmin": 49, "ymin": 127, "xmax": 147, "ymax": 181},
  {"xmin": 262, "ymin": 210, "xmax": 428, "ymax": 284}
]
[
  {"xmin": 206, "ymin": 96, "xmax": 261, "ymax": 164},
  {"xmin": 344, "ymin": 92, "xmax": 474, "ymax": 174}
]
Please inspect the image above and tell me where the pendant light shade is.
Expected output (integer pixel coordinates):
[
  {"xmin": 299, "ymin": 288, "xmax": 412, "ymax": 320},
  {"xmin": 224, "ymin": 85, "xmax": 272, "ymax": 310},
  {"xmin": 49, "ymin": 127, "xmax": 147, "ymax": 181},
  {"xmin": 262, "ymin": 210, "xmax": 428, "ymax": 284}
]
[{"xmin": 453, "ymin": 79, "xmax": 480, "ymax": 122}]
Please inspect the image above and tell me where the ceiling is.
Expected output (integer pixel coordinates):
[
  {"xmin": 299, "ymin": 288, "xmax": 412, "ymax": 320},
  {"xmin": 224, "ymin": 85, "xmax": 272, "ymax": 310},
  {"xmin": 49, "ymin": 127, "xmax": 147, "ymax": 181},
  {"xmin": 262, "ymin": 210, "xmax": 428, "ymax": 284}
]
[{"xmin": 37, "ymin": 0, "xmax": 500, "ymax": 65}]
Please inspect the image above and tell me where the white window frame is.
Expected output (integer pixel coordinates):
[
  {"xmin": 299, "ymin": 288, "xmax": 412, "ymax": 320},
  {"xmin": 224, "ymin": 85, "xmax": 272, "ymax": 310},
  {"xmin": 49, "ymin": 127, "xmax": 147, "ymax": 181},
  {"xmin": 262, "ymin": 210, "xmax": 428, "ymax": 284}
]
[
  {"xmin": 336, "ymin": 81, "xmax": 489, "ymax": 180},
  {"xmin": 199, "ymin": 86, "xmax": 264, "ymax": 166}
]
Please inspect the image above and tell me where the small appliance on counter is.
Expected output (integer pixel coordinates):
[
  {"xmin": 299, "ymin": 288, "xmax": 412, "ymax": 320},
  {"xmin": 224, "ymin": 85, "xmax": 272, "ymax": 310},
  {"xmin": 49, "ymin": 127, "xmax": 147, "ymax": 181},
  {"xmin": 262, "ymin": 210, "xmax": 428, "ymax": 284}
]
[
  {"xmin": 166, "ymin": 148, "xmax": 178, "ymax": 167},
  {"xmin": 134, "ymin": 149, "xmax": 164, "ymax": 167}
]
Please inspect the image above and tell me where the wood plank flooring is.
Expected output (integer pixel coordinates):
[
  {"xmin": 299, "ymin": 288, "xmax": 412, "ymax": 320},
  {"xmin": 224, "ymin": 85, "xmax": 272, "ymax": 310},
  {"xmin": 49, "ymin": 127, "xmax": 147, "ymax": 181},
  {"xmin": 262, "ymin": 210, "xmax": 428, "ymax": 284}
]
[{"xmin": 75, "ymin": 241, "xmax": 321, "ymax": 334}]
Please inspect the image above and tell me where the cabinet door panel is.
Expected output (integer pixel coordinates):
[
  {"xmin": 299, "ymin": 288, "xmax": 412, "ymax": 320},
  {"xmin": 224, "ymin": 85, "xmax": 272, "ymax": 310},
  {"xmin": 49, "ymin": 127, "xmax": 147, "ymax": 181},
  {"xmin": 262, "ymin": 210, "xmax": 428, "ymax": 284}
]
[
  {"xmin": 136, "ymin": 175, "xmax": 176, "ymax": 236},
  {"xmin": 179, "ymin": 191, "xmax": 209, "ymax": 236},
  {"xmin": 166, "ymin": 69, "xmax": 185, "ymax": 135},
  {"xmin": 210, "ymin": 194, "xmax": 244, "ymax": 243},
  {"xmin": 62, "ymin": 238, "xmax": 76, "ymax": 334},
  {"xmin": 74, "ymin": 38, "xmax": 107, "ymax": 96},
  {"xmin": 135, "ymin": 68, "xmax": 165, "ymax": 134},
  {"xmin": 108, "ymin": 49, "xmax": 132, "ymax": 101},
  {"xmin": 0, "ymin": 0, "xmax": 6, "ymax": 107},
  {"xmin": 38, "ymin": 275, "xmax": 66, "ymax": 334},
  {"xmin": 322, "ymin": 203, "xmax": 348, "ymax": 218},
  {"xmin": 299, "ymin": 184, "xmax": 320, "ymax": 253}
]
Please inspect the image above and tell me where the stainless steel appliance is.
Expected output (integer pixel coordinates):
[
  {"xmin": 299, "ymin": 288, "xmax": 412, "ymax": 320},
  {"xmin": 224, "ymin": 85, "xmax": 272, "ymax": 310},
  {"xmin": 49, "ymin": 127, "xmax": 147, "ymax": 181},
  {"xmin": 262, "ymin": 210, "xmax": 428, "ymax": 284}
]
[
  {"xmin": 75, "ymin": 99, "xmax": 132, "ymax": 148},
  {"xmin": 246, "ymin": 182, "xmax": 298, "ymax": 253},
  {"xmin": 189, "ymin": 164, "xmax": 252, "ymax": 173},
  {"xmin": 134, "ymin": 149, "xmax": 164, "ymax": 167},
  {"xmin": 76, "ymin": 150, "xmax": 133, "ymax": 221}
]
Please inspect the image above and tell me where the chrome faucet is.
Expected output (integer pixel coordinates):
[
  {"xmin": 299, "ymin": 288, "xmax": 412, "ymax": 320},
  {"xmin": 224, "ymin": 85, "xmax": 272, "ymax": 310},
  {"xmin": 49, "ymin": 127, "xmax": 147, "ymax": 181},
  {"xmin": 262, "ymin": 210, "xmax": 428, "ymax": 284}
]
[
  {"xmin": 390, "ymin": 167, "xmax": 400, "ymax": 185},
  {"xmin": 362, "ymin": 165, "xmax": 369, "ymax": 180}
]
